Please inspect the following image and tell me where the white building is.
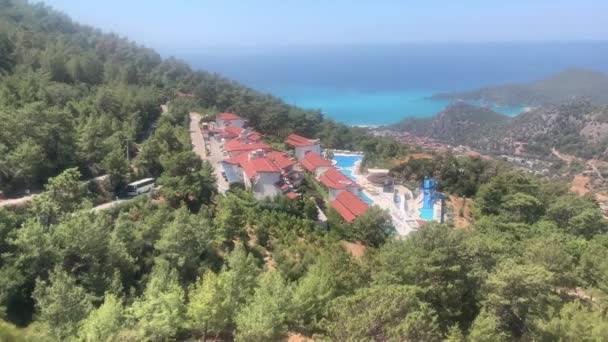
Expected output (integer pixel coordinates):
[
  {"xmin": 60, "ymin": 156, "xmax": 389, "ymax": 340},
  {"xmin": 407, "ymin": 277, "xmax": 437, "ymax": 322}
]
[
  {"xmin": 318, "ymin": 167, "xmax": 362, "ymax": 201},
  {"xmin": 285, "ymin": 134, "xmax": 321, "ymax": 161},
  {"xmin": 222, "ymin": 150, "xmax": 283, "ymax": 200},
  {"xmin": 301, "ymin": 151, "xmax": 333, "ymax": 177},
  {"xmin": 224, "ymin": 138, "xmax": 271, "ymax": 157},
  {"xmin": 215, "ymin": 112, "xmax": 247, "ymax": 130}
]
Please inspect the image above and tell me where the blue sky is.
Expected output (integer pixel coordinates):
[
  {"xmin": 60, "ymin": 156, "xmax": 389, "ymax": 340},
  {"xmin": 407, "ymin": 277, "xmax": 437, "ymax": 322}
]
[{"xmin": 43, "ymin": 0, "xmax": 607, "ymax": 49}]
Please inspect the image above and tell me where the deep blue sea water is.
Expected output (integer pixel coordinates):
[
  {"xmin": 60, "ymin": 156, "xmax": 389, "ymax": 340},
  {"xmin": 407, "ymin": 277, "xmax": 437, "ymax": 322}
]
[{"xmin": 167, "ymin": 42, "xmax": 608, "ymax": 126}]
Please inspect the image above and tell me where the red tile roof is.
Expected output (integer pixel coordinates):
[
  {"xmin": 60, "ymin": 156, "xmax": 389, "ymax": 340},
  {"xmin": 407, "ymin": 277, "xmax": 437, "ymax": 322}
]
[
  {"xmin": 217, "ymin": 112, "xmax": 243, "ymax": 121},
  {"xmin": 285, "ymin": 134, "xmax": 318, "ymax": 147},
  {"xmin": 265, "ymin": 151, "xmax": 296, "ymax": 170},
  {"xmin": 223, "ymin": 125, "xmax": 243, "ymax": 138},
  {"xmin": 247, "ymin": 132, "xmax": 262, "ymax": 142},
  {"xmin": 286, "ymin": 192, "xmax": 299, "ymax": 200},
  {"xmin": 241, "ymin": 158, "xmax": 280, "ymax": 179},
  {"xmin": 319, "ymin": 168, "xmax": 359, "ymax": 190},
  {"xmin": 301, "ymin": 151, "xmax": 333, "ymax": 172},
  {"xmin": 331, "ymin": 191, "xmax": 369, "ymax": 223},
  {"xmin": 224, "ymin": 139, "xmax": 270, "ymax": 153},
  {"xmin": 222, "ymin": 152, "xmax": 250, "ymax": 165}
]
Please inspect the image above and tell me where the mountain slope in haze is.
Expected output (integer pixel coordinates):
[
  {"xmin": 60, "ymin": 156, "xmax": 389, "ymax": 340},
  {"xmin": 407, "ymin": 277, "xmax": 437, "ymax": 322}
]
[
  {"xmin": 433, "ymin": 68, "xmax": 608, "ymax": 106},
  {"xmin": 493, "ymin": 100, "xmax": 608, "ymax": 158},
  {"xmin": 393, "ymin": 100, "xmax": 608, "ymax": 159},
  {"xmin": 391, "ymin": 102, "xmax": 509, "ymax": 145}
]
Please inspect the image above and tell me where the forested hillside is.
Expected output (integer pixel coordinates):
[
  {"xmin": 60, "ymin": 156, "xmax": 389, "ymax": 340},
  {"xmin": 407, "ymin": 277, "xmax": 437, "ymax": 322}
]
[
  {"xmin": 393, "ymin": 100, "xmax": 608, "ymax": 160},
  {"xmin": 0, "ymin": 0, "xmax": 403, "ymax": 195},
  {"xmin": 391, "ymin": 102, "xmax": 508, "ymax": 146},
  {"xmin": 2, "ymin": 1, "xmax": 608, "ymax": 341}
]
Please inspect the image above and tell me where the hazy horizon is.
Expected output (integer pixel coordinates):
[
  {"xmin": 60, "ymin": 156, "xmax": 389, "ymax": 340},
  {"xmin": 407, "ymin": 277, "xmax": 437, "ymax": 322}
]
[
  {"xmin": 37, "ymin": 1, "xmax": 608, "ymax": 125},
  {"xmin": 42, "ymin": 0, "xmax": 607, "ymax": 50}
]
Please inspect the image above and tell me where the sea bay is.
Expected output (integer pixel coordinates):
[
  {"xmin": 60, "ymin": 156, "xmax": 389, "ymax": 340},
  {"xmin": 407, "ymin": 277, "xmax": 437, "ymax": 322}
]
[{"xmin": 170, "ymin": 42, "xmax": 608, "ymax": 126}]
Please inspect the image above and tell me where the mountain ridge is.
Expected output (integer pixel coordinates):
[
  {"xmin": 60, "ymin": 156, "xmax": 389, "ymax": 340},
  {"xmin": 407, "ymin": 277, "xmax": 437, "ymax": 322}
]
[
  {"xmin": 433, "ymin": 68, "xmax": 608, "ymax": 107},
  {"xmin": 391, "ymin": 102, "xmax": 508, "ymax": 145},
  {"xmin": 391, "ymin": 100, "xmax": 608, "ymax": 159}
]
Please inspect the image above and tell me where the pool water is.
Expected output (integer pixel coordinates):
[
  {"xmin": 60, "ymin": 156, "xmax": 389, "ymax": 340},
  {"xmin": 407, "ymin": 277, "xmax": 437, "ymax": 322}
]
[
  {"xmin": 359, "ymin": 191, "xmax": 374, "ymax": 205},
  {"xmin": 419, "ymin": 208, "xmax": 434, "ymax": 220},
  {"xmin": 333, "ymin": 153, "xmax": 372, "ymax": 204},
  {"xmin": 340, "ymin": 169, "xmax": 357, "ymax": 181},
  {"xmin": 333, "ymin": 155, "xmax": 363, "ymax": 168}
]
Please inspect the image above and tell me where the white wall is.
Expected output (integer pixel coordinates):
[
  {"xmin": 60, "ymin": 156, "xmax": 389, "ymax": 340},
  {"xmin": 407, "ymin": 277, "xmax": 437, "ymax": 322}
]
[
  {"xmin": 347, "ymin": 186, "xmax": 361, "ymax": 196},
  {"xmin": 314, "ymin": 166, "xmax": 331, "ymax": 178},
  {"xmin": 221, "ymin": 163, "xmax": 244, "ymax": 184},
  {"xmin": 216, "ymin": 118, "xmax": 246, "ymax": 129},
  {"xmin": 243, "ymin": 171, "xmax": 253, "ymax": 189},
  {"xmin": 295, "ymin": 144, "xmax": 321, "ymax": 161},
  {"xmin": 328, "ymin": 188, "xmax": 342, "ymax": 201},
  {"xmin": 253, "ymin": 172, "xmax": 281, "ymax": 199}
]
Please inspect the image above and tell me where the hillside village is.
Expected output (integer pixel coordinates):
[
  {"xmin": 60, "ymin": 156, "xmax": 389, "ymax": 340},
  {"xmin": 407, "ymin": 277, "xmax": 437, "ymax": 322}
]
[{"xmin": 200, "ymin": 112, "xmax": 371, "ymax": 223}]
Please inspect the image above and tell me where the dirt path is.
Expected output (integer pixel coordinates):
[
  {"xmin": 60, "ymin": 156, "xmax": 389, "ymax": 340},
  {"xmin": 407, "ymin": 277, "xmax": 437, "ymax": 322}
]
[
  {"xmin": 571, "ymin": 175, "xmax": 592, "ymax": 196},
  {"xmin": 551, "ymin": 148, "xmax": 578, "ymax": 164},
  {"xmin": 0, "ymin": 194, "xmax": 37, "ymax": 208},
  {"xmin": 340, "ymin": 241, "xmax": 367, "ymax": 258},
  {"xmin": 448, "ymin": 195, "xmax": 472, "ymax": 229},
  {"xmin": 586, "ymin": 159, "xmax": 605, "ymax": 180}
]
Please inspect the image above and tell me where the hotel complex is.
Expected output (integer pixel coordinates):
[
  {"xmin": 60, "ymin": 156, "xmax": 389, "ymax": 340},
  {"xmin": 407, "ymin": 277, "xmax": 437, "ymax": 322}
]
[{"xmin": 206, "ymin": 114, "xmax": 370, "ymax": 223}]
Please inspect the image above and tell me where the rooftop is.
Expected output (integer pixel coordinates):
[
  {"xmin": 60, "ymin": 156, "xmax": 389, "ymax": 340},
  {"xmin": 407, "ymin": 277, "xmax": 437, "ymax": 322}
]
[
  {"xmin": 223, "ymin": 125, "xmax": 243, "ymax": 138},
  {"xmin": 224, "ymin": 139, "xmax": 270, "ymax": 153},
  {"xmin": 301, "ymin": 151, "xmax": 333, "ymax": 172},
  {"xmin": 217, "ymin": 112, "xmax": 243, "ymax": 121},
  {"xmin": 246, "ymin": 132, "xmax": 262, "ymax": 142},
  {"xmin": 285, "ymin": 133, "xmax": 318, "ymax": 147},
  {"xmin": 331, "ymin": 191, "xmax": 369, "ymax": 223},
  {"xmin": 319, "ymin": 167, "xmax": 359, "ymax": 190},
  {"xmin": 241, "ymin": 158, "xmax": 280, "ymax": 179},
  {"xmin": 223, "ymin": 151, "xmax": 281, "ymax": 179},
  {"xmin": 265, "ymin": 151, "xmax": 296, "ymax": 170},
  {"xmin": 286, "ymin": 192, "xmax": 299, "ymax": 200},
  {"xmin": 222, "ymin": 152, "xmax": 250, "ymax": 165}
]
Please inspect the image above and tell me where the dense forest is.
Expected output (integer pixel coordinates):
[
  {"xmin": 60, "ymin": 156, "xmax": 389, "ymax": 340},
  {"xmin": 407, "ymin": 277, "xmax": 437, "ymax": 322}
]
[
  {"xmin": 2, "ymin": 1, "xmax": 608, "ymax": 341},
  {"xmin": 392, "ymin": 100, "xmax": 608, "ymax": 160}
]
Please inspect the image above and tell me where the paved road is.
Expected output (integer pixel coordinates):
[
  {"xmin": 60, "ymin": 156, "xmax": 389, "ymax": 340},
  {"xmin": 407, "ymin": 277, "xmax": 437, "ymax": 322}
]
[
  {"xmin": 208, "ymin": 137, "xmax": 230, "ymax": 193},
  {"xmin": 91, "ymin": 198, "xmax": 129, "ymax": 212},
  {"xmin": 91, "ymin": 186, "xmax": 161, "ymax": 212},
  {"xmin": 189, "ymin": 112, "xmax": 207, "ymax": 159},
  {"xmin": 189, "ymin": 112, "xmax": 229, "ymax": 193}
]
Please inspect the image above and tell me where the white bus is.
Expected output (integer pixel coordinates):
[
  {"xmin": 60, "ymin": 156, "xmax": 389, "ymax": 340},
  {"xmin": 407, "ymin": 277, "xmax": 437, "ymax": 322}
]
[{"xmin": 126, "ymin": 178, "xmax": 155, "ymax": 196}]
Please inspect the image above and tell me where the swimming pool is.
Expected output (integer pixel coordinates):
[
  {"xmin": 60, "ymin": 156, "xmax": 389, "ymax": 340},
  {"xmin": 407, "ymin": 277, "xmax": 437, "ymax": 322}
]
[
  {"xmin": 333, "ymin": 153, "xmax": 372, "ymax": 204},
  {"xmin": 333, "ymin": 154, "xmax": 363, "ymax": 168},
  {"xmin": 340, "ymin": 169, "xmax": 357, "ymax": 181},
  {"xmin": 359, "ymin": 191, "xmax": 374, "ymax": 205},
  {"xmin": 419, "ymin": 208, "xmax": 434, "ymax": 220}
]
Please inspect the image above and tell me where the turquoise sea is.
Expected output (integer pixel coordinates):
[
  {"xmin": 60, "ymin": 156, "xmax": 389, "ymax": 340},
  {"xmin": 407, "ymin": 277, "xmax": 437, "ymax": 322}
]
[
  {"xmin": 172, "ymin": 42, "xmax": 608, "ymax": 126},
  {"xmin": 263, "ymin": 86, "xmax": 524, "ymax": 126}
]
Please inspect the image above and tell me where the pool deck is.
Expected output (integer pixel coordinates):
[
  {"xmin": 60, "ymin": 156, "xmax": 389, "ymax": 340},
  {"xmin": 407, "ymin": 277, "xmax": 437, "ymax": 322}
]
[
  {"xmin": 331, "ymin": 151, "xmax": 439, "ymax": 236},
  {"xmin": 348, "ymin": 170, "xmax": 423, "ymax": 236}
]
